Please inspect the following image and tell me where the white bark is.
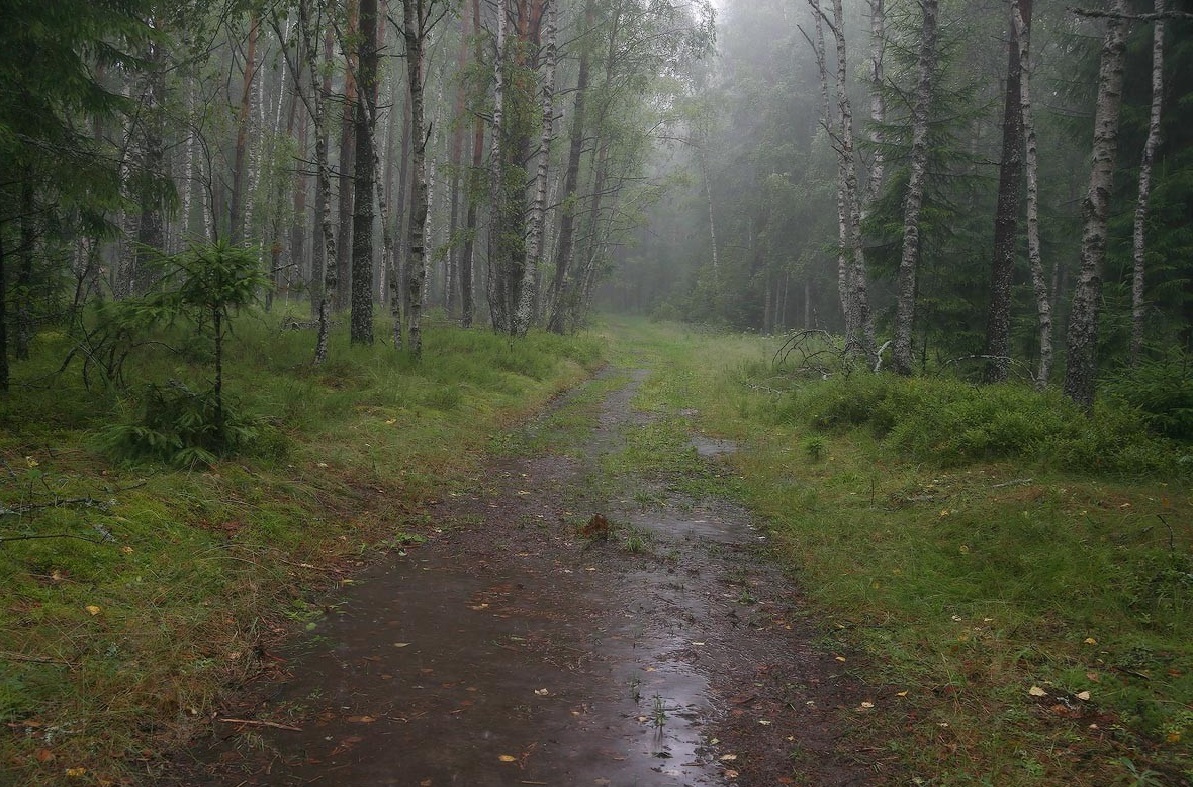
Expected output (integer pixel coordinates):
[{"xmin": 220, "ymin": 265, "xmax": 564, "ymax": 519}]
[
  {"xmin": 518, "ymin": 0, "xmax": 557, "ymax": 334},
  {"xmin": 1130, "ymin": 0, "xmax": 1166, "ymax": 367},
  {"xmin": 865, "ymin": 0, "xmax": 886, "ymax": 208},
  {"xmin": 1063, "ymin": 0, "xmax": 1130, "ymax": 409},
  {"xmin": 1012, "ymin": 0, "xmax": 1052, "ymax": 387},
  {"xmin": 892, "ymin": 0, "xmax": 939, "ymax": 375}
]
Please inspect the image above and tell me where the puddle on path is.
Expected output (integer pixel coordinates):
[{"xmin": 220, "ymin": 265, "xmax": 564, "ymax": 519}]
[{"xmin": 172, "ymin": 367, "xmax": 879, "ymax": 786}]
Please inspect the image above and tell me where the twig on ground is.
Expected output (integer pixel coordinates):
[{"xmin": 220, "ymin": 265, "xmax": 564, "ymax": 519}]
[{"xmin": 217, "ymin": 718, "xmax": 303, "ymax": 731}]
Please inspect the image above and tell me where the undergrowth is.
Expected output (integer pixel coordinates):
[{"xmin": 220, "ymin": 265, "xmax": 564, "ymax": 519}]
[{"xmin": 0, "ymin": 311, "xmax": 602, "ymax": 786}]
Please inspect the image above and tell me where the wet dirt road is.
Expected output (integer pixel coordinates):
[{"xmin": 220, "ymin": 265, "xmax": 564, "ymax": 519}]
[{"xmin": 171, "ymin": 367, "xmax": 882, "ymax": 786}]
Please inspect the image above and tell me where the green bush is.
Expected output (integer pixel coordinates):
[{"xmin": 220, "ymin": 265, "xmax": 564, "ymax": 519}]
[
  {"xmin": 98, "ymin": 381, "xmax": 262, "ymax": 467},
  {"xmin": 1103, "ymin": 355, "xmax": 1193, "ymax": 441},
  {"xmin": 776, "ymin": 373, "xmax": 1184, "ymax": 477}
]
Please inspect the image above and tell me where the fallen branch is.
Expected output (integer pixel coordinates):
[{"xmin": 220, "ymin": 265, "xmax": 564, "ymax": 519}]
[
  {"xmin": 0, "ymin": 496, "xmax": 113, "ymax": 518},
  {"xmin": 0, "ymin": 651, "xmax": 77, "ymax": 670},
  {"xmin": 217, "ymin": 718, "xmax": 303, "ymax": 732},
  {"xmin": 0, "ymin": 533, "xmax": 105, "ymax": 546},
  {"xmin": 992, "ymin": 478, "xmax": 1033, "ymax": 489}
]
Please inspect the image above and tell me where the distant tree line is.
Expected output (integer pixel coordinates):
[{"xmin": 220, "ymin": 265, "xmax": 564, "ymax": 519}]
[{"xmin": 617, "ymin": 0, "xmax": 1192, "ymax": 409}]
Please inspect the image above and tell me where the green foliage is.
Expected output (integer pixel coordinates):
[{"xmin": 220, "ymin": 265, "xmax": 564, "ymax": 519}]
[
  {"xmin": 97, "ymin": 381, "xmax": 261, "ymax": 467},
  {"xmin": 781, "ymin": 373, "xmax": 1185, "ymax": 477},
  {"xmin": 1103, "ymin": 355, "xmax": 1193, "ymax": 442}
]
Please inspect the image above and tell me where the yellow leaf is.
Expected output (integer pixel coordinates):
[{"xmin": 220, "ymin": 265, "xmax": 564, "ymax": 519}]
[
  {"xmin": 120, "ymin": 546, "xmax": 133, "ymax": 555},
  {"xmin": 896, "ymin": 690, "xmax": 909, "ymax": 697},
  {"xmin": 1075, "ymin": 691, "xmax": 1091, "ymax": 701},
  {"xmin": 860, "ymin": 701, "xmax": 875, "ymax": 709},
  {"xmin": 1028, "ymin": 686, "xmax": 1047, "ymax": 697},
  {"xmin": 66, "ymin": 768, "xmax": 87, "ymax": 778},
  {"xmin": 497, "ymin": 754, "xmax": 517, "ymax": 763},
  {"xmin": 1084, "ymin": 637, "xmax": 1097, "ymax": 645},
  {"xmin": 85, "ymin": 605, "xmax": 101, "ymax": 616}
]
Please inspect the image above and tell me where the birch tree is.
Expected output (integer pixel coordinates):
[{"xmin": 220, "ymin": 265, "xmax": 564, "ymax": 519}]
[
  {"xmin": 1063, "ymin": 0, "xmax": 1130, "ymax": 409},
  {"xmin": 890, "ymin": 0, "xmax": 939, "ymax": 376},
  {"xmin": 297, "ymin": 0, "xmax": 339, "ymax": 365},
  {"xmin": 1011, "ymin": 0, "xmax": 1052, "ymax": 387},
  {"xmin": 1130, "ymin": 0, "xmax": 1166, "ymax": 367}
]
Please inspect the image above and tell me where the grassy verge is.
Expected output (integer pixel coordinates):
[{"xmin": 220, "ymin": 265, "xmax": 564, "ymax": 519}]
[
  {"xmin": 0, "ymin": 312, "xmax": 603, "ymax": 786},
  {"xmin": 600, "ymin": 316, "xmax": 1192, "ymax": 786}
]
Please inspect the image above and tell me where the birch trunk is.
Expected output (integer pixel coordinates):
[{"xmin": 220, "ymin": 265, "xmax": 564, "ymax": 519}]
[
  {"xmin": 1012, "ymin": 0, "xmax": 1052, "ymax": 388},
  {"xmin": 460, "ymin": 0, "xmax": 484, "ymax": 328},
  {"xmin": 1063, "ymin": 0, "xmax": 1129, "ymax": 409},
  {"xmin": 891, "ymin": 0, "xmax": 939, "ymax": 376},
  {"xmin": 699, "ymin": 145, "xmax": 719, "ymax": 273},
  {"xmin": 517, "ymin": 0, "xmax": 557, "ymax": 335},
  {"xmin": 403, "ymin": 0, "xmax": 430, "ymax": 357},
  {"xmin": 1130, "ymin": 0, "xmax": 1166, "ymax": 367},
  {"xmin": 445, "ymin": 7, "xmax": 471, "ymax": 317},
  {"xmin": 299, "ymin": 0, "xmax": 338, "ymax": 364},
  {"xmin": 865, "ymin": 0, "xmax": 886, "ymax": 208},
  {"xmin": 230, "ymin": 16, "xmax": 259, "ymax": 245},
  {"xmin": 487, "ymin": 0, "xmax": 509, "ymax": 332}
]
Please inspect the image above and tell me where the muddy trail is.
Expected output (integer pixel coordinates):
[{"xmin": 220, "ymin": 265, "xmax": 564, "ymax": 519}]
[{"xmin": 170, "ymin": 367, "xmax": 887, "ymax": 786}]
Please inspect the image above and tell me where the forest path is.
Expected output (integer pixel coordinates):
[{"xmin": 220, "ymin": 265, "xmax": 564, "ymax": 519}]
[{"xmin": 171, "ymin": 363, "xmax": 881, "ymax": 786}]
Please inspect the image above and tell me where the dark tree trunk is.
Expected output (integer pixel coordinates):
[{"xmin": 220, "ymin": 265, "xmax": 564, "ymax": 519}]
[
  {"xmin": 350, "ymin": 0, "xmax": 378, "ymax": 345},
  {"xmin": 336, "ymin": 0, "xmax": 359, "ymax": 313},
  {"xmin": 0, "ymin": 230, "xmax": 8, "ymax": 392},
  {"xmin": 984, "ymin": 0, "xmax": 1031, "ymax": 383},
  {"xmin": 459, "ymin": 0, "xmax": 485, "ymax": 329},
  {"xmin": 547, "ymin": 0, "xmax": 594, "ymax": 334},
  {"xmin": 15, "ymin": 174, "xmax": 35, "ymax": 360}
]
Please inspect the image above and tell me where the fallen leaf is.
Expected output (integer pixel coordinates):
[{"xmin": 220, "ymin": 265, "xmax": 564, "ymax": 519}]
[
  {"xmin": 497, "ymin": 754, "xmax": 518, "ymax": 763},
  {"xmin": 534, "ymin": 688, "xmax": 549, "ymax": 696},
  {"xmin": 757, "ymin": 719, "xmax": 772, "ymax": 726},
  {"xmin": 1084, "ymin": 637, "xmax": 1097, "ymax": 645},
  {"xmin": 1075, "ymin": 691, "xmax": 1091, "ymax": 701},
  {"xmin": 834, "ymin": 656, "xmax": 846, "ymax": 662},
  {"xmin": 34, "ymin": 749, "xmax": 54, "ymax": 763},
  {"xmin": 719, "ymin": 754, "xmax": 738, "ymax": 762},
  {"xmin": 85, "ymin": 605, "xmax": 101, "ymax": 616},
  {"xmin": 896, "ymin": 690, "xmax": 909, "ymax": 697},
  {"xmin": 120, "ymin": 546, "xmax": 133, "ymax": 555},
  {"xmin": 860, "ymin": 701, "xmax": 875, "ymax": 709},
  {"xmin": 346, "ymin": 716, "xmax": 376, "ymax": 723},
  {"xmin": 66, "ymin": 768, "xmax": 87, "ymax": 778},
  {"xmin": 392, "ymin": 643, "xmax": 411, "ymax": 648},
  {"xmin": 1028, "ymin": 686, "xmax": 1047, "ymax": 697},
  {"xmin": 724, "ymin": 770, "xmax": 739, "ymax": 779}
]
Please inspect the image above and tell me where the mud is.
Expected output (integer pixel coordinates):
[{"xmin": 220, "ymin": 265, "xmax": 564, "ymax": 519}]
[{"xmin": 170, "ymin": 367, "xmax": 886, "ymax": 786}]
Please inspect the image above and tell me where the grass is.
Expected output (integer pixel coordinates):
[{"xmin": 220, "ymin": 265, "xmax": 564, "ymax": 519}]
[
  {"xmin": 0, "ymin": 310, "xmax": 603, "ymax": 786},
  {"xmin": 3, "ymin": 310, "xmax": 1190, "ymax": 785},
  {"xmin": 597, "ymin": 316, "xmax": 1192, "ymax": 786}
]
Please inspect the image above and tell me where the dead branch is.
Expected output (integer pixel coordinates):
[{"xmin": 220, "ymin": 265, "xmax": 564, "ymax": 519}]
[
  {"xmin": 217, "ymin": 718, "xmax": 303, "ymax": 731},
  {"xmin": 1069, "ymin": 6, "xmax": 1193, "ymax": 21}
]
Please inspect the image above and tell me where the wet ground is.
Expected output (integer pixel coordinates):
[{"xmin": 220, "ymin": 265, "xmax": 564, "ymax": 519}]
[{"xmin": 169, "ymin": 367, "xmax": 886, "ymax": 786}]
